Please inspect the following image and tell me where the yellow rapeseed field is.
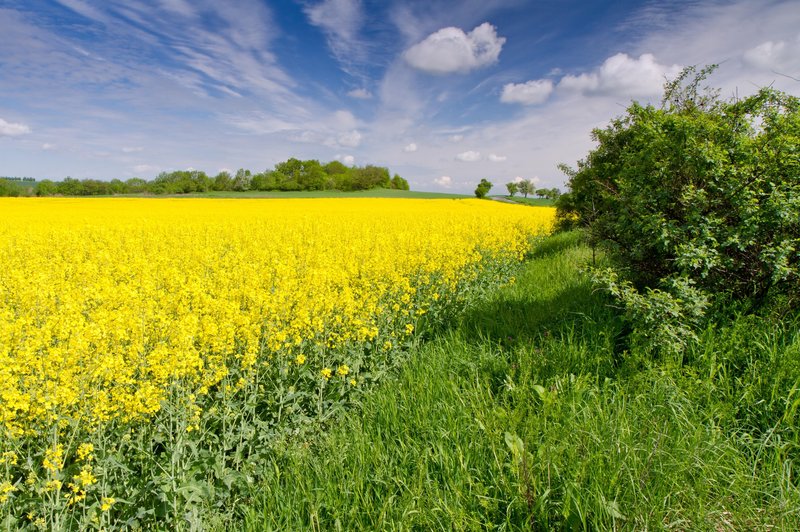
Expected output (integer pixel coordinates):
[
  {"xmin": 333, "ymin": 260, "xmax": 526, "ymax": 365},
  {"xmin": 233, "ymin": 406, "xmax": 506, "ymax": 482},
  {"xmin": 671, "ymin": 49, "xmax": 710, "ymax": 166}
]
[{"xmin": 0, "ymin": 197, "xmax": 553, "ymax": 528}]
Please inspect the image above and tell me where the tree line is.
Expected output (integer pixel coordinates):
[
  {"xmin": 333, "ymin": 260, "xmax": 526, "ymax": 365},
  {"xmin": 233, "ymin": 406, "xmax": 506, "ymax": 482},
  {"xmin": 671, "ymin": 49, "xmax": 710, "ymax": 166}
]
[
  {"xmin": 505, "ymin": 180, "xmax": 561, "ymax": 199},
  {"xmin": 0, "ymin": 158, "xmax": 410, "ymax": 197}
]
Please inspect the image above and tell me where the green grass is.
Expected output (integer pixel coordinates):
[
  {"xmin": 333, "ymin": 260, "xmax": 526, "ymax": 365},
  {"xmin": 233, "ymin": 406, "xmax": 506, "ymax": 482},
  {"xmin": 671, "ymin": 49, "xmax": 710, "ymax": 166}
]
[
  {"xmin": 493, "ymin": 195, "xmax": 555, "ymax": 207},
  {"xmin": 110, "ymin": 189, "xmax": 471, "ymax": 199},
  {"xmin": 241, "ymin": 232, "xmax": 800, "ymax": 530}
]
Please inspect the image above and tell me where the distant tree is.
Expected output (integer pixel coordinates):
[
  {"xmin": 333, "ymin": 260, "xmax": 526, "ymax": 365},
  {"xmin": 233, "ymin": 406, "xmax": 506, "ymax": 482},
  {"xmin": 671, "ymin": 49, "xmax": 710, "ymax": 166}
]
[
  {"xmin": 108, "ymin": 179, "xmax": 127, "ymax": 194},
  {"xmin": 212, "ymin": 171, "xmax": 232, "ymax": 191},
  {"xmin": 231, "ymin": 168, "xmax": 252, "ymax": 191},
  {"xmin": 125, "ymin": 177, "xmax": 148, "ymax": 193},
  {"xmin": 324, "ymin": 160, "xmax": 348, "ymax": 175},
  {"xmin": 506, "ymin": 182, "xmax": 518, "ymax": 197},
  {"xmin": 352, "ymin": 165, "xmax": 391, "ymax": 190},
  {"xmin": 0, "ymin": 179, "xmax": 20, "ymax": 197},
  {"xmin": 296, "ymin": 160, "xmax": 326, "ymax": 191},
  {"xmin": 474, "ymin": 178, "xmax": 493, "ymax": 199},
  {"xmin": 517, "ymin": 180, "xmax": 534, "ymax": 198},
  {"xmin": 81, "ymin": 179, "xmax": 111, "ymax": 195},
  {"xmin": 250, "ymin": 171, "xmax": 275, "ymax": 191},
  {"xmin": 57, "ymin": 177, "xmax": 84, "ymax": 196},
  {"xmin": 391, "ymin": 174, "xmax": 410, "ymax": 190},
  {"xmin": 36, "ymin": 179, "xmax": 58, "ymax": 196},
  {"xmin": 534, "ymin": 188, "xmax": 547, "ymax": 199},
  {"xmin": 190, "ymin": 171, "xmax": 211, "ymax": 192}
]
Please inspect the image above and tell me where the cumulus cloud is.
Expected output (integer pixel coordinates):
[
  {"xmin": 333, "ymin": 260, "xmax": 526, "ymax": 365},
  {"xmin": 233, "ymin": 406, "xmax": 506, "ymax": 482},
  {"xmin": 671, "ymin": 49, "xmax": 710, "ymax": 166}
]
[
  {"xmin": 347, "ymin": 87, "xmax": 372, "ymax": 99},
  {"xmin": 558, "ymin": 53, "xmax": 682, "ymax": 97},
  {"xmin": 743, "ymin": 37, "xmax": 800, "ymax": 73},
  {"xmin": 434, "ymin": 175, "xmax": 452, "ymax": 187},
  {"xmin": 403, "ymin": 142, "xmax": 418, "ymax": 152},
  {"xmin": 500, "ymin": 79, "xmax": 554, "ymax": 105},
  {"xmin": 335, "ymin": 154, "xmax": 355, "ymax": 165},
  {"xmin": 488, "ymin": 153, "xmax": 507, "ymax": 162},
  {"xmin": 455, "ymin": 150, "xmax": 481, "ymax": 162},
  {"xmin": 337, "ymin": 129, "xmax": 362, "ymax": 147},
  {"xmin": 0, "ymin": 118, "xmax": 31, "ymax": 137},
  {"xmin": 41, "ymin": 143, "xmax": 55, "ymax": 150},
  {"xmin": 404, "ymin": 22, "xmax": 505, "ymax": 74}
]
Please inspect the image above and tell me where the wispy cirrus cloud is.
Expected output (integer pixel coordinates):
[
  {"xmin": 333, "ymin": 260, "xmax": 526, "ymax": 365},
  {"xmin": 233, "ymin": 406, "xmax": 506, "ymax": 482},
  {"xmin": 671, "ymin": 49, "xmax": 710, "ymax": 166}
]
[{"xmin": 305, "ymin": 0, "xmax": 368, "ymax": 75}]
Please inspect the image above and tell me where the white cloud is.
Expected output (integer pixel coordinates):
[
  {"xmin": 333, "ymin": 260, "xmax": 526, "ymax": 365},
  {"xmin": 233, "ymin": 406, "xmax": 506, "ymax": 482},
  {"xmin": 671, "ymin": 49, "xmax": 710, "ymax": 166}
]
[
  {"xmin": 455, "ymin": 150, "xmax": 481, "ymax": 162},
  {"xmin": 0, "ymin": 118, "xmax": 31, "ymax": 137},
  {"xmin": 333, "ymin": 109, "xmax": 358, "ymax": 129},
  {"xmin": 404, "ymin": 22, "xmax": 505, "ymax": 74},
  {"xmin": 448, "ymin": 134, "xmax": 464, "ymax": 143},
  {"xmin": 335, "ymin": 154, "xmax": 355, "ymax": 165},
  {"xmin": 403, "ymin": 142, "xmax": 418, "ymax": 152},
  {"xmin": 347, "ymin": 88, "xmax": 372, "ymax": 99},
  {"xmin": 133, "ymin": 164, "xmax": 158, "ymax": 174},
  {"xmin": 41, "ymin": 143, "xmax": 55, "ymax": 150},
  {"xmin": 743, "ymin": 37, "xmax": 800, "ymax": 73},
  {"xmin": 488, "ymin": 153, "xmax": 507, "ymax": 162},
  {"xmin": 500, "ymin": 79, "xmax": 554, "ymax": 105},
  {"xmin": 558, "ymin": 53, "xmax": 682, "ymax": 97},
  {"xmin": 434, "ymin": 175, "xmax": 452, "ymax": 187},
  {"xmin": 289, "ymin": 130, "xmax": 320, "ymax": 143},
  {"xmin": 337, "ymin": 130, "xmax": 362, "ymax": 147}
]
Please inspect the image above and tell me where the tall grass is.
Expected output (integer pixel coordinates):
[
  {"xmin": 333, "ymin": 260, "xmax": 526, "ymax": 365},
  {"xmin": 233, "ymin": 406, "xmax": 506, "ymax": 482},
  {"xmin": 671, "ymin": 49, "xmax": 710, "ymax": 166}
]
[{"xmin": 243, "ymin": 232, "xmax": 800, "ymax": 530}]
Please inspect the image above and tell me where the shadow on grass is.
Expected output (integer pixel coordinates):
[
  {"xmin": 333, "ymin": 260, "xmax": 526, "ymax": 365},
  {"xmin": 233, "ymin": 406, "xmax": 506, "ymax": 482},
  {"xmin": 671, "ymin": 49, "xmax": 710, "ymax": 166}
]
[
  {"xmin": 457, "ymin": 239, "xmax": 626, "ymax": 381},
  {"xmin": 527, "ymin": 230, "xmax": 587, "ymax": 259}
]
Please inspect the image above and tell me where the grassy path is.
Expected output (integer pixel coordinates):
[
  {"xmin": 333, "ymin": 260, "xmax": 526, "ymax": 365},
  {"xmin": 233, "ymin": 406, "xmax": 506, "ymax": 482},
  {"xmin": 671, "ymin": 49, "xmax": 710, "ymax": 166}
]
[{"xmin": 242, "ymin": 232, "xmax": 800, "ymax": 530}]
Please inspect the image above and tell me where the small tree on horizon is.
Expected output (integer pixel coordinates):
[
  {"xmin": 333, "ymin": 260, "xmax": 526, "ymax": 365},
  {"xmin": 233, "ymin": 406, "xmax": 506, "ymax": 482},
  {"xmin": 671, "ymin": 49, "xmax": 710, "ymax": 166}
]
[
  {"xmin": 505, "ymin": 182, "xmax": 518, "ymax": 197},
  {"xmin": 517, "ymin": 179, "xmax": 534, "ymax": 198},
  {"xmin": 474, "ymin": 178, "xmax": 493, "ymax": 198}
]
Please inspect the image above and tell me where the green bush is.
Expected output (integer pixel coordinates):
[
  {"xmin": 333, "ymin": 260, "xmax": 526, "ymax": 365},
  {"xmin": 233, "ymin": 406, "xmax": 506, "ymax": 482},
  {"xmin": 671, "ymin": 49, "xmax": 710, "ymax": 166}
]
[
  {"xmin": 474, "ymin": 178, "xmax": 492, "ymax": 199},
  {"xmin": 557, "ymin": 66, "xmax": 799, "ymax": 352}
]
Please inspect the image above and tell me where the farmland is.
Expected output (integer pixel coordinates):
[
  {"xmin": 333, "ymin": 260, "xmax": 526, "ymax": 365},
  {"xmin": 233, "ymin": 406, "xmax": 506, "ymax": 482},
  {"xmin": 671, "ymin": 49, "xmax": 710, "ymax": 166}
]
[{"xmin": 0, "ymin": 197, "xmax": 554, "ymax": 529}]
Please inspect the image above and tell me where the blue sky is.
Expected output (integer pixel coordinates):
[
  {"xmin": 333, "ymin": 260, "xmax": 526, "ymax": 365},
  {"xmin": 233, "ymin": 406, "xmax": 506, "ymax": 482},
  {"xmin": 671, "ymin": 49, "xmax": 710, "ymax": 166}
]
[{"xmin": 1, "ymin": 0, "xmax": 799, "ymax": 193}]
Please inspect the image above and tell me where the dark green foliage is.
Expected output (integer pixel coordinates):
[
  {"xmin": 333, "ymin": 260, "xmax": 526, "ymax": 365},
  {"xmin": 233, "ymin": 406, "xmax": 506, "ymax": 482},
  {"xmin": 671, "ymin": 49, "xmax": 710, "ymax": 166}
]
[
  {"xmin": 506, "ymin": 181, "xmax": 518, "ymax": 196},
  {"xmin": 557, "ymin": 66, "xmax": 800, "ymax": 355},
  {"xmin": 474, "ymin": 178, "xmax": 493, "ymax": 198}
]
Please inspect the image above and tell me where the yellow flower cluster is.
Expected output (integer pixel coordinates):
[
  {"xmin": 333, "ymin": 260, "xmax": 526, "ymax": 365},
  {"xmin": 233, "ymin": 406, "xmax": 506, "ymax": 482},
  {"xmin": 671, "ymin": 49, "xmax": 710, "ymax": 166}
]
[{"xmin": 0, "ymin": 198, "xmax": 553, "ymax": 437}]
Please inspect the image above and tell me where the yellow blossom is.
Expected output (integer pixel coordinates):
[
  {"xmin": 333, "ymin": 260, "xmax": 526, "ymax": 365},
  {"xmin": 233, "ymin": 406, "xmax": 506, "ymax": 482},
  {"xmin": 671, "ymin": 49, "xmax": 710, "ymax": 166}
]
[
  {"xmin": 43, "ymin": 445, "xmax": 64, "ymax": 474},
  {"xmin": 77, "ymin": 443, "xmax": 94, "ymax": 461},
  {"xmin": 100, "ymin": 496, "xmax": 116, "ymax": 511}
]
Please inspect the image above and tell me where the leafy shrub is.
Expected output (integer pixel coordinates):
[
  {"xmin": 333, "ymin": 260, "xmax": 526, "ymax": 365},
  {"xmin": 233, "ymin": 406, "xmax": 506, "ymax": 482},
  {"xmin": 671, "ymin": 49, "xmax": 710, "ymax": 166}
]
[
  {"xmin": 474, "ymin": 178, "xmax": 493, "ymax": 198},
  {"xmin": 558, "ymin": 66, "xmax": 800, "ymax": 352}
]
